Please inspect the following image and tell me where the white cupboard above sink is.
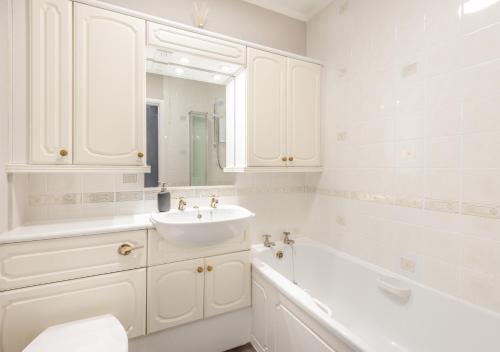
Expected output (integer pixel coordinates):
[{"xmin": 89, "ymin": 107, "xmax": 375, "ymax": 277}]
[
  {"xmin": 6, "ymin": 0, "xmax": 322, "ymax": 175},
  {"xmin": 73, "ymin": 3, "xmax": 146, "ymax": 166},
  {"xmin": 224, "ymin": 47, "xmax": 322, "ymax": 173}
]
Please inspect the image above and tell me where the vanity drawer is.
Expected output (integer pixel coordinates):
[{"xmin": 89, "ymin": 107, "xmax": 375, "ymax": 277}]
[
  {"xmin": 0, "ymin": 230, "xmax": 147, "ymax": 291},
  {"xmin": 0, "ymin": 268, "xmax": 146, "ymax": 352},
  {"xmin": 148, "ymin": 229, "xmax": 250, "ymax": 266},
  {"xmin": 147, "ymin": 22, "xmax": 246, "ymax": 65}
]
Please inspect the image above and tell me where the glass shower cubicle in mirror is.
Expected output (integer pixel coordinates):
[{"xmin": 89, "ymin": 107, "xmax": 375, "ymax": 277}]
[{"xmin": 144, "ymin": 47, "xmax": 240, "ymax": 187}]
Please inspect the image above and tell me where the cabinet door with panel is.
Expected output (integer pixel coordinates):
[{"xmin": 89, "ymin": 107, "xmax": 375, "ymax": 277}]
[
  {"xmin": 147, "ymin": 259, "xmax": 205, "ymax": 333},
  {"xmin": 30, "ymin": 0, "xmax": 73, "ymax": 164},
  {"xmin": 246, "ymin": 48, "xmax": 287, "ymax": 167},
  {"xmin": 74, "ymin": 3, "xmax": 146, "ymax": 165},
  {"xmin": 204, "ymin": 251, "xmax": 251, "ymax": 319},
  {"xmin": 0, "ymin": 269, "xmax": 146, "ymax": 352},
  {"xmin": 286, "ymin": 58, "xmax": 321, "ymax": 167}
]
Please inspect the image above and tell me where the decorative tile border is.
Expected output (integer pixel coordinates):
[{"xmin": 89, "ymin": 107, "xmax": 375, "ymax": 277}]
[
  {"xmin": 462, "ymin": 202, "xmax": 500, "ymax": 219},
  {"xmin": 116, "ymin": 191, "xmax": 143, "ymax": 202},
  {"xmin": 83, "ymin": 192, "xmax": 114, "ymax": 204},
  {"xmin": 306, "ymin": 186, "xmax": 499, "ymax": 220},
  {"xmin": 29, "ymin": 185, "xmax": 306, "ymax": 207},
  {"xmin": 424, "ymin": 199, "xmax": 459, "ymax": 214},
  {"xmin": 28, "ymin": 184, "xmax": 500, "ymax": 220}
]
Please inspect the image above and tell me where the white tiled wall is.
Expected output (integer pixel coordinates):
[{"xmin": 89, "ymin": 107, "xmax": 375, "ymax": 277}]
[
  {"xmin": 306, "ymin": 0, "xmax": 500, "ymax": 313},
  {"xmin": 25, "ymin": 173, "xmax": 310, "ymax": 243}
]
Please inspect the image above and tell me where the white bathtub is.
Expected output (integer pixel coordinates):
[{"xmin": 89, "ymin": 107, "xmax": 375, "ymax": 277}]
[{"xmin": 251, "ymin": 238, "xmax": 500, "ymax": 352}]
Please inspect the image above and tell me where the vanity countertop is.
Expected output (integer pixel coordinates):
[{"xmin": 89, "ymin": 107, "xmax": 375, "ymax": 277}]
[{"xmin": 0, "ymin": 214, "xmax": 154, "ymax": 244}]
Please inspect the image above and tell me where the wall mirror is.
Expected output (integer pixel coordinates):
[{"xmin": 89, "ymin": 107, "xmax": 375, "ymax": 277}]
[{"xmin": 145, "ymin": 47, "xmax": 240, "ymax": 187}]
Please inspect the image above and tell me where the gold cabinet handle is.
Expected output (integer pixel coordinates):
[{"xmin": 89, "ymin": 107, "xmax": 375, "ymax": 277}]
[
  {"xmin": 207, "ymin": 265, "xmax": 213, "ymax": 272},
  {"xmin": 281, "ymin": 156, "xmax": 287, "ymax": 162},
  {"xmin": 59, "ymin": 149, "xmax": 68, "ymax": 157},
  {"xmin": 288, "ymin": 156, "xmax": 294, "ymax": 161},
  {"xmin": 197, "ymin": 266, "xmax": 204, "ymax": 273},
  {"xmin": 137, "ymin": 152, "xmax": 144, "ymax": 158},
  {"xmin": 118, "ymin": 243, "xmax": 143, "ymax": 256}
]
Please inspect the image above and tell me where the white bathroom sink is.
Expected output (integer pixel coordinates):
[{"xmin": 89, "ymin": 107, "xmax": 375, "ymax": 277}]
[{"xmin": 150, "ymin": 205, "xmax": 255, "ymax": 247}]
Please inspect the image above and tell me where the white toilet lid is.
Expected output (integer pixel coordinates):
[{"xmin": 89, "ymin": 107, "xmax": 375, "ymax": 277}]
[{"xmin": 23, "ymin": 315, "xmax": 128, "ymax": 352}]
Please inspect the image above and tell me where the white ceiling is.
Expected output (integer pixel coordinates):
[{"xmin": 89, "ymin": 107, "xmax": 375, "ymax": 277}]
[{"xmin": 242, "ymin": 0, "xmax": 333, "ymax": 21}]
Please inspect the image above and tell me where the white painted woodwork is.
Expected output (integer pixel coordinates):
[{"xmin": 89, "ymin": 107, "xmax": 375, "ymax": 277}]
[
  {"xmin": 29, "ymin": 0, "xmax": 73, "ymax": 164},
  {"xmin": 5, "ymin": 163, "xmax": 151, "ymax": 174},
  {"xmin": 147, "ymin": 229, "xmax": 250, "ymax": 266},
  {"xmin": 147, "ymin": 22, "xmax": 246, "ymax": 65},
  {"xmin": 0, "ymin": 269, "xmax": 146, "ymax": 352},
  {"xmin": 246, "ymin": 48, "xmax": 287, "ymax": 167},
  {"xmin": 224, "ymin": 166, "xmax": 322, "ymax": 173},
  {"xmin": 286, "ymin": 58, "xmax": 321, "ymax": 167},
  {"xmin": 147, "ymin": 259, "xmax": 205, "ymax": 333},
  {"xmin": 251, "ymin": 278, "xmax": 272, "ymax": 352},
  {"xmin": 0, "ymin": 230, "xmax": 146, "ymax": 291},
  {"xmin": 74, "ymin": 3, "xmax": 146, "ymax": 165},
  {"xmin": 204, "ymin": 251, "xmax": 251, "ymax": 319},
  {"xmin": 274, "ymin": 303, "xmax": 336, "ymax": 352}
]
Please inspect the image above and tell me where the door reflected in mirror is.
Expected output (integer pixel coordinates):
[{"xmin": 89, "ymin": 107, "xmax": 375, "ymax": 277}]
[{"xmin": 145, "ymin": 73, "xmax": 235, "ymax": 187}]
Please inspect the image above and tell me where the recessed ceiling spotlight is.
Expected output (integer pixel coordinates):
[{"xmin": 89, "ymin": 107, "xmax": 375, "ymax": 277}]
[
  {"xmin": 175, "ymin": 68, "xmax": 184, "ymax": 75},
  {"xmin": 220, "ymin": 65, "xmax": 231, "ymax": 72},
  {"xmin": 180, "ymin": 57, "xmax": 190, "ymax": 64},
  {"xmin": 213, "ymin": 75, "xmax": 222, "ymax": 81}
]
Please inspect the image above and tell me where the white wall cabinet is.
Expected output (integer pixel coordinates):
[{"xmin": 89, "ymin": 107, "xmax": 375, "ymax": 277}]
[
  {"xmin": 0, "ymin": 269, "xmax": 146, "ymax": 352},
  {"xmin": 148, "ymin": 251, "xmax": 250, "ymax": 333},
  {"xmin": 29, "ymin": 0, "xmax": 73, "ymax": 164},
  {"xmin": 226, "ymin": 48, "xmax": 322, "ymax": 172},
  {"xmin": 147, "ymin": 258, "xmax": 205, "ymax": 333},
  {"xmin": 74, "ymin": 3, "xmax": 146, "ymax": 165},
  {"xmin": 147, "ymin": 22, "xmax": 246, "ymax": 65},
  {"xmin": 246, "ymin": 48, "xmax": 287, "ymax": 167},
  {"xmin": 286, "ymin": 58, "xmax": 321, "ymax": 167}
]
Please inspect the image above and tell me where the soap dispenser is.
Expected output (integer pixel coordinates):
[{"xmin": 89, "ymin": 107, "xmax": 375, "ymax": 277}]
[{"xmin": 157, "ymin": 183, "xmax": 171, "ymax": 212}]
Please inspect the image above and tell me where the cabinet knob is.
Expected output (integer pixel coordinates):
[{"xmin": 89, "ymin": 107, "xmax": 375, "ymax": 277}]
[
  {"xmin": 59, "ymin": 149, "xmax": 68, "ymax": 157},
  {"xmin": 118, "ymin": 243, "xmax": 143, "ymax": 256},
  {"xmin": 281, "ymin": 156, "xmax": 287, "ymax": 162},
  {"xmin": 197, "ymin": 266, "xmax": 204, "ymax": 273},
  {"xmin": 288, "ymin": 156, "xmax": 294, "ymax": 161},
  {"xmin": 207, "ymin": 265, "xmax": 213, "ymax": 272},
  {"xmin": 137, "ymin": 152, "xmax": 144, "ymax": 158}
]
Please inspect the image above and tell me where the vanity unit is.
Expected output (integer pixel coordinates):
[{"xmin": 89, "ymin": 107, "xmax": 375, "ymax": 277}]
[
  {"xmin": 0, "ymin": 223, "xmax": 251, "ymax": 352},
  {"xmin": 7, "ymin": 0, "xmax": 322, "ymax": 174}
]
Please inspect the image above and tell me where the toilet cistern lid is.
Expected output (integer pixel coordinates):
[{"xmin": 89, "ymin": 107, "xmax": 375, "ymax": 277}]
[{"xmin": 23, "ymin": 315, "xmax": 128, "ymax": 352}]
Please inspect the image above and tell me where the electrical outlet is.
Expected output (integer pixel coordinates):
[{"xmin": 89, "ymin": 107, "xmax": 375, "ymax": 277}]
[{"xmin": 122, "ymin": 174, "xmax": 138, "ymax": 184}]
